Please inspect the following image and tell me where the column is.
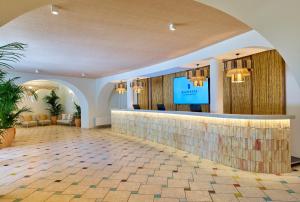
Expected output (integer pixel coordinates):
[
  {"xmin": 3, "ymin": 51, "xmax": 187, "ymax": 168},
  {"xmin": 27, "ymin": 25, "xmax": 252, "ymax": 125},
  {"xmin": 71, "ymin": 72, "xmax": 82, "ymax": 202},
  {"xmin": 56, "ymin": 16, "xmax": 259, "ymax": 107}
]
[
  {"xmin": 209, "ymin": 58, "xmax": 223, "ymax": 113},
  {"xmin": 126, "ymin": 80, "xmax": 134, "ymax": 109}
]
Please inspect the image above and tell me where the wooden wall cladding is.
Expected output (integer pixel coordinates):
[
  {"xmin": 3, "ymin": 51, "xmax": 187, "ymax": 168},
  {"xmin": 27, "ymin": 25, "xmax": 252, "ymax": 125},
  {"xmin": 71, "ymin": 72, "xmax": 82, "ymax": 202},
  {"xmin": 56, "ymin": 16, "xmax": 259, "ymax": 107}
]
[
  {"xmin": 151, "ymin": 76, "xmax": 163, "ymax": 110},
  {"xmin": 137, "ymin": 79, "xmax": 149, "ymax": 109},
  {"xmin": 252, "ymin": 50, "xmax": 286, "ymax": 114},
  {"xmin": 223, "ymin": 50, "xmax": 286, "ymax": 115},
  {"xmin": 163, "ymin": 73, "xmax": 176, "ymax": 110}
]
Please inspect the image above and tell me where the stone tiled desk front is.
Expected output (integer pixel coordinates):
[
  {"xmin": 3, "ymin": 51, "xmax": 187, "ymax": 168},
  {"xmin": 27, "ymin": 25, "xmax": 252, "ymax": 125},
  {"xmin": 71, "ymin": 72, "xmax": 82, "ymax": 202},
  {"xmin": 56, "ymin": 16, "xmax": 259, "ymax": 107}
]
[{"xmin": 111, "ymin": 109, "xmax": 294, "ymax": 174}]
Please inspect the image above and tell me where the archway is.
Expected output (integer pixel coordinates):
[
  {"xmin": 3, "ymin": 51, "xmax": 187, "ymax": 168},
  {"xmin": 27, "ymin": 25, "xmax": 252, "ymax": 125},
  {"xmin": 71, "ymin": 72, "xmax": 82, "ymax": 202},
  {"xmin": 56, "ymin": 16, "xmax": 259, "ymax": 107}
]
[{"xmin": 15, "ymin": 77, "xmax": 89, "ymax": 128}]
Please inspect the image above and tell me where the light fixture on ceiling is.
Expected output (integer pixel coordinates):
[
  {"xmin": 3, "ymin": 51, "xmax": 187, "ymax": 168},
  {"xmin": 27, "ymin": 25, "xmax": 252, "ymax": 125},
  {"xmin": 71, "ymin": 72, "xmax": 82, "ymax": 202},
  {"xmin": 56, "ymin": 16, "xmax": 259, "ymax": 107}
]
[
  {"xmin": 35, "ymin": 69, "xmax": 39, "ymax": 74},
  {"xmin": 81, "ymin": 73, "xmax": 86, "ymax": 77},
  {"xmin": 115, "ymin": 81, "xmax": 127, "ymax": 95},
  {"xmin": 224, "ymin": 53, "xmax": 252, "ymax": 83},
  {"xmin": 130, "ymin": 78, "xmax": 144, "ymax": 94},
  {"xmin": 168, "ymin": 23, "xmax": 176, "ymax": 31},
  {"xmin": 186, "ymin": 64, "xmax": 209, "ymax": 87},
  {"xmin": 51, "ymin": 4, "xmax": 59, "ymax": 15}
]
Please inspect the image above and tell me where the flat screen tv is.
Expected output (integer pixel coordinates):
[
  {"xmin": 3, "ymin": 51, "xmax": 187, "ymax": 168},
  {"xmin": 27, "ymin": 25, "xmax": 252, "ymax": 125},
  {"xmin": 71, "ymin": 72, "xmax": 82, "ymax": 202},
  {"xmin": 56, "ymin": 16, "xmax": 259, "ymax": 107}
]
[{"xmin": 173, "ymin": 77, "xmax": 209, "ymax": 104}]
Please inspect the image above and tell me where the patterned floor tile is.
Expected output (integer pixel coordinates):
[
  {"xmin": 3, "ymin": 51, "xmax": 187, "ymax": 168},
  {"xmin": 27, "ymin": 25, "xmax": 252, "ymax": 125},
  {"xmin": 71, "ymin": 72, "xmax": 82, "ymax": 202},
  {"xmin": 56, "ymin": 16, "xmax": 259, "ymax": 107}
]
[{"xmin": 0, "ymin": 126, "xmax": 299, "ymax": 202}]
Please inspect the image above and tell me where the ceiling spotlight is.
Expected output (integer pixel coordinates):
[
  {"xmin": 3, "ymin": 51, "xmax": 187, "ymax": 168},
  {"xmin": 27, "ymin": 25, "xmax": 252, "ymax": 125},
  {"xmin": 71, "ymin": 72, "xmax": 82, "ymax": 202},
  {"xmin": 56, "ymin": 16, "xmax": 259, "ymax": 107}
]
[
  {"xmin": 81, "ymin": 73, "xmax": 86, "ymax": 77},
  {"xmin": 35, "ymin": 69, "xmax": 39, "ymax": 74},
  {"xmin": 168, "ymin": 23, "xmax": 176, "ymax": 31},
  {"xmin": 51, "ymin": 4, "xmax": 59, "ymax": 15}
]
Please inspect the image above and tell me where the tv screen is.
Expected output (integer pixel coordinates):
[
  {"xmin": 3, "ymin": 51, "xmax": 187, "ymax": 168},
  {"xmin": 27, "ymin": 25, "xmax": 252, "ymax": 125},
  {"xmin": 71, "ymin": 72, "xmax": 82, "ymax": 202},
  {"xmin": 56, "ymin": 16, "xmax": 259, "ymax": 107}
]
[{"xmin": 173, "ymin": 77, "xmax": 209, "ymax": 104}]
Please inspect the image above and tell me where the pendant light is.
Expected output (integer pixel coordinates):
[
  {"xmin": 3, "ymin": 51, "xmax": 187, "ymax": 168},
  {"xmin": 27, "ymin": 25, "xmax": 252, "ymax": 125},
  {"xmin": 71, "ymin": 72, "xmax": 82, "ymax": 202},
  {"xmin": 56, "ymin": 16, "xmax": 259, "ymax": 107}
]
[
  {"xmin": 130, "ymin": 78, "xmax": 144, "ymax": 94},
  {"xmin": 115, "ymin": 81, "xmax": 127, "ymax": 94},
  {"xmin": 186, "ymin": 64, "xmax": 208, "ymax": 87},
  {"xmin": 225, "ymin": 53, "xmax": 252, "ymax": 83}
]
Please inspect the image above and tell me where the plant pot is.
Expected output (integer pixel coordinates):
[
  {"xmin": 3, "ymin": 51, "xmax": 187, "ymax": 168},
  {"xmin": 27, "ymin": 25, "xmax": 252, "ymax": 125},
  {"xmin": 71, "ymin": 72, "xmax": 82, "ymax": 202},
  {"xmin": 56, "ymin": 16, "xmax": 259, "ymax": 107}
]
[
  {"xmin": 0, "ymin": 128, "xmax": 15, "ymax": 147},
  {"xmin": 51, "ymin": 116, "xmax": 57, "ymax": 125},
  {"xmin": 75, "ymin": 118, "xmax": 81, "ymax": 127},
  {"xmin": 12, "ymin": 127, "xmax": 16, "ymax": 139}
]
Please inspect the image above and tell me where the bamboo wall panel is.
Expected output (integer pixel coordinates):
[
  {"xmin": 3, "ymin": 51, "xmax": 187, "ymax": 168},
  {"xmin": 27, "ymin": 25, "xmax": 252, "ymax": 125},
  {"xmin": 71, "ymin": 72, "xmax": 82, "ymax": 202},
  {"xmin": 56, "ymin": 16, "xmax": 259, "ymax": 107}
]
[
  {"xmin": 163, "ymin": 73, "xmax": 176, "ymax": 110},
  {"xmin": 151, "ymin": 76, "xmax": 163, "ymax": 110},
  {"xmin": 230, "ymin": 76, "xmax": 252, "ymax": 114},
  {"xmin": 223, "ymin": 50, "xmax": 286, "ymax": 115},
  {"xmin": 252, "ymin": 50, "xmax": 286, "ymax": 114},
  {"xmin": 223, "ymin": 73, "xmax": 231, "ymax": 113},
  {"xmin": 137, "ymin": 79, "xmax": 149, "ymax": 109}
]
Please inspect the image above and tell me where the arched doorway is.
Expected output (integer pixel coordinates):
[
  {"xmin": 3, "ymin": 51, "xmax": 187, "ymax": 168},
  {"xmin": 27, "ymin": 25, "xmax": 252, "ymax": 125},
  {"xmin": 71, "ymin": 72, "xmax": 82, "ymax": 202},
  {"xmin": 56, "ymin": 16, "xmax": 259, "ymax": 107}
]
[{"xmin": 16, "ymin": 78, "xmax": 89, "ymax": 128}]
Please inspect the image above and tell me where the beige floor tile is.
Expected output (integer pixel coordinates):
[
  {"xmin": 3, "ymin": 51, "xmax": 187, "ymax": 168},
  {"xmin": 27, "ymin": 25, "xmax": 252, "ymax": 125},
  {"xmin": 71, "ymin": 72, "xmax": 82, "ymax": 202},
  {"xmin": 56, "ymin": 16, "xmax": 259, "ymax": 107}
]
[
  {"xmin": 62, "ymin": 185, "xmax": 89, "ymax": 194},
  {"xmin": 237, "ymin": 187, "xmax": 266, "ymax": 197},
  {"xmin": 98, "ymin": 179, "xmax": 120, "ymax": 188},
  {"xmin": 0, "ymin": 199, "xmax": 15, "ymax": 202},
  {"xmin": 211, "ymin": 193, "xmax": 239, "ymax": 202},
  {"xmin": 185, "ymin": 190, "xmax": 212, "ymax": 201},
  {"xmin": 103, "ymin": 190, "xmax": 130, "ymax": 202},
  {"xmin": 70, "ymin": 198, "xmax": 96, "ymax": 202},
  {"xmin": 3, "ymin": 188, "xmax": 36, "ymax": 199},
  {"xmin": 161, "ymin": 187, "xmax": 185, "ymax": 198},
  {"xmin": 117, "ymin": 182, "xmax": 140, "ymax": 191},
  {"xmin": 127, "ymin": 174, "xmax": 148, "ymax": 183},
  {"xmin": 28, "ymin": 179, "xmax": 53, "ymax": 188},
  {"xmin": 168, "ymin": 179, "xmax": 189, "ymax": 188},
  {"xmin": 44, "ymin": 182, "xmax": 72, "ymax": 192},
  {"xmin": 22, "ymin": 191, "xmax": 54, "ymax": 202},
  {"xmin": 128, "ymin": 194, "xmax": 154, "ymax": 202},
  {"xmin": 212, "ymin": 184, "xmax": 238, "ymax": 194},
  {"xmin": 147, "ymin": 177, "xmax": 168, "ymax": 185},
  {"xmin": 81, "ymin": 188, "xmax": 109, "ymax": 199},
  {"xmin": 139, "ymin": 184, "xmax": 162, "ymax": 194},
  {"xmin": 46, "ymin": 194, "xmax": 74, "ymax": 202},
  {"xmin": 154, "ymin": 198, "xmax": 179, "ymax": 202},
  {"xmin": 238, "ymin": 198, "xmax": 266, "ymax": 202},
  {"xmin": 263, "ymin": 190, "xmax": 297, "ymax": 201},
  {"xmin": 189, "ymin": 182, "xmax": 213, "ymax": 191}
]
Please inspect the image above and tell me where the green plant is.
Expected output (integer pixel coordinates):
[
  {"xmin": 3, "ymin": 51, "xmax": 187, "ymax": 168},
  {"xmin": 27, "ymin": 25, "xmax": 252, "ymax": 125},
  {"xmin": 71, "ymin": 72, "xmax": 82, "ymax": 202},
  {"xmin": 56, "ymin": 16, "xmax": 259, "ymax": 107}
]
[
  {"xmin": 0, "ymin": 73, "xmax": 31, "ymax": 132},
  {"xmin": 74, "ymin": 102, "xmax": 81, "ymax": 118},
  {"xmin": 0, "ymin": 42, "xmax": 31, "ymax": 135},
  {"xmin": 43, "ymin": 90, "xmax": 63, "ymax": 116}
]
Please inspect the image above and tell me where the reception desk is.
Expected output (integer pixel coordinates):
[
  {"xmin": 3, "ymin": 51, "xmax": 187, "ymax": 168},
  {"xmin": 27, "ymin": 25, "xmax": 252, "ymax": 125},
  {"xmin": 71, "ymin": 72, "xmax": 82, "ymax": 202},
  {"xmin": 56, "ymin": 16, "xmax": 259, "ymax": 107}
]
[{"xmin": 111, "ymin": 109, "xmax": 294, "ymax": 174}]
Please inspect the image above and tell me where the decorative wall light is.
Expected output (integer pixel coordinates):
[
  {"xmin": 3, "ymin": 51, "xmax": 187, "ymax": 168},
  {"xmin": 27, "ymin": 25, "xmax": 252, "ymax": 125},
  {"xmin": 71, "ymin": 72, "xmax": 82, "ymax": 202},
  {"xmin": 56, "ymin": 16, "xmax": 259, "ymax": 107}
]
[
  {"xmin": 130, "ymin": 79, "xmax": 144, "ymax": 94},
  {"xmin": 186, "ymin": 64, "xmax": 209, "ymax": 87},
  {"xmin": 224, "ymin": 53, "xmax": 252, "ymax": 83},
  {"xmin": 115, "ymin": 81, "xmax": 127, "ymax": 94}
]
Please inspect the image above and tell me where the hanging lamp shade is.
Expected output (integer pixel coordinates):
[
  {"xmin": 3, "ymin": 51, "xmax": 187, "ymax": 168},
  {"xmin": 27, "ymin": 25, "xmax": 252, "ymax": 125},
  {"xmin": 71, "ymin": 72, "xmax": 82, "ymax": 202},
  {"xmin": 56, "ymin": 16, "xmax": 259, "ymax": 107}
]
[
  {"xmin": 186, "ymin": 64, "xmax": 209, "ymax": 87},
  {"xmin": 115, "ymin": 81, "xmax": 127, "ymax": 94},
  {"xmin": 225, "ymin": 54, "xmax": 252, "ymax": 83},
  {"xmin": 130, "ymin": 79, "xmax": 144, "ymax": 94}
]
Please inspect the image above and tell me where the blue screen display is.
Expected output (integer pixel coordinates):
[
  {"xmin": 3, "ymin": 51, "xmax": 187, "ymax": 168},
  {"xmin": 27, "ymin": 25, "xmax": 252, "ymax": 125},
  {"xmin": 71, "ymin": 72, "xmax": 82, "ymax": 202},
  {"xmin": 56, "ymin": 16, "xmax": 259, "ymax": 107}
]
[{"xmin": 173, "ymin": 77, "xmax": 209, "ymax": 104}]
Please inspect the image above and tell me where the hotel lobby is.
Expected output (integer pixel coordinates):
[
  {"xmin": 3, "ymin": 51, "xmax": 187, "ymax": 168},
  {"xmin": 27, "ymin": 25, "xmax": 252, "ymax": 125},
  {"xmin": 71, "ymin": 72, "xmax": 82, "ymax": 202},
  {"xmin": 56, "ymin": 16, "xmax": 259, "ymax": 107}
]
[{"xmin": 0, "ymin": 0, "xmax": 300, "ymax": 202}]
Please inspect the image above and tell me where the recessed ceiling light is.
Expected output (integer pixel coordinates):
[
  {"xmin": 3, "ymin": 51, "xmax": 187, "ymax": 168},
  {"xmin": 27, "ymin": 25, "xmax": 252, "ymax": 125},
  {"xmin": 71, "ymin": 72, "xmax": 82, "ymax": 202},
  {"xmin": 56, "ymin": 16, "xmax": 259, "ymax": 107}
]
[
  {"xmin": 51, "ymin": 5, "xmax": 59, "ymax": 15},
  {"xmin": 81, "ymin": 73, "xmax": 86, "ymax": 77},
  {"xmin": 169, "ymin": 23, "xmax": 176, "ymax": 31},
  {"xmin": 35, "ymin": 69, "xmax": 39, "ymax": 74}
]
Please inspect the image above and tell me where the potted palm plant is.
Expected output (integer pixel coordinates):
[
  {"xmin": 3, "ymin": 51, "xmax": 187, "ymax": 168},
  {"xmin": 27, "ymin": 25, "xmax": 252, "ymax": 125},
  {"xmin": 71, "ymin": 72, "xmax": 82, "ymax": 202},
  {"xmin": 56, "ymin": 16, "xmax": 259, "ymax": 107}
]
[
  {"xmin": 74, "ymin": 102, "xmax": 81, "ymax": 127},
  {"xmin": 0, "ymin": 42, "xmax": 34, "ymax": 147},
  {"xmin": 43, "ymin": 90, "xmax": 63, "ymax": 124}
]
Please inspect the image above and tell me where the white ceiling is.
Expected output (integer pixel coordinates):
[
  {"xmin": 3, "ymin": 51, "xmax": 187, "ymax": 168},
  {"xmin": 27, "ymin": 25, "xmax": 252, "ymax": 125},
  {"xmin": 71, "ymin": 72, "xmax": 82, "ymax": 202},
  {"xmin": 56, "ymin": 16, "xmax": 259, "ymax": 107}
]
[{"xmin": 0, "ymin": 0, "xmax": 250, "ymax": 78}]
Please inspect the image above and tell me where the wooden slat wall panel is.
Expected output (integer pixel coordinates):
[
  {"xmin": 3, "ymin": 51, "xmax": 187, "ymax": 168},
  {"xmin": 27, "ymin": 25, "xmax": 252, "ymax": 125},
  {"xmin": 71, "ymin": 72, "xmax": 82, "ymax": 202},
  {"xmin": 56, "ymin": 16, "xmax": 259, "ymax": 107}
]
[
  {"xmin": 223, "ymin": 72, "xmax": 232, "ymax": 114},
  {"xmin": 223, "ymin": 50, "xmax": 286, "ymax": 115},
  {"xmin": 137, "ymin": 79, "xmax": 149, "ymax": 109},
  {"xmin": 252, "ymin": 50, "xmax": 286, "ymax": 114},
  {"xmin": 151, "ymin": 76, "xmax": 163, "ymax": 110},
  {"xmin": 231, "ymin": 76, "xmax": 252, "ymax": 114},
  {"xmin": 163, "ymin": 73, "xmax": 176, "ymax": 110}
]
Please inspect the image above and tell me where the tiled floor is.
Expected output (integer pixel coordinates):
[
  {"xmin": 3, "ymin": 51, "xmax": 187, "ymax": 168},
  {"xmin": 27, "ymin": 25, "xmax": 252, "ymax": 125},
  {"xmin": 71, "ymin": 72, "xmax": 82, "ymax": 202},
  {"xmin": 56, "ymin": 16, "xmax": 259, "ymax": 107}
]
[{"xmin": 0, "ymin": 126, "xmax": 300, "ymax": 202}]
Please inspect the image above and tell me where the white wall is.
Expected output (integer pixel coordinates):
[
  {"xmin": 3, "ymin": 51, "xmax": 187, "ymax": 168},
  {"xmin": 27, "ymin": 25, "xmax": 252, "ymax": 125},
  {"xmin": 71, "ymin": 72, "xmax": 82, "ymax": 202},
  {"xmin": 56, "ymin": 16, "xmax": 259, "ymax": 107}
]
[
  {"xmin": 286, "ymin": 67, "xmax": 300, "ymax": 157},
  {"xmin": 19, "ymin": 83, "xmax": 79, "ymax": 116}
]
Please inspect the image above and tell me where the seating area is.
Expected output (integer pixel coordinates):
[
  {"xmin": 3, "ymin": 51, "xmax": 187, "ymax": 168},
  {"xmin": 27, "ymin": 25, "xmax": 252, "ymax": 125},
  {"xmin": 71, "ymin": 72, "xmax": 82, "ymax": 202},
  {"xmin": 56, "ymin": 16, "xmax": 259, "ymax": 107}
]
[{"xmin": 20, "ymin": 114, "xmax": 74, "ymax": 127}]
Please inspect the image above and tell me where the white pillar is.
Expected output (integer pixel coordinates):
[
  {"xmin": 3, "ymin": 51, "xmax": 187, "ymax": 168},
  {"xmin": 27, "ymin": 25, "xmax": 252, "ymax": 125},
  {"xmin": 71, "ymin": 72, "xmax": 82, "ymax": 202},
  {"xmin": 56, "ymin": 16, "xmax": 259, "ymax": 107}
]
[
  {"xmin": 126, "ymin": 80, "xmax": 134, "ymax": 109},
  {"xmin": 209, "ymin": 58, "xmax": 223, "ymax": 113}
]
